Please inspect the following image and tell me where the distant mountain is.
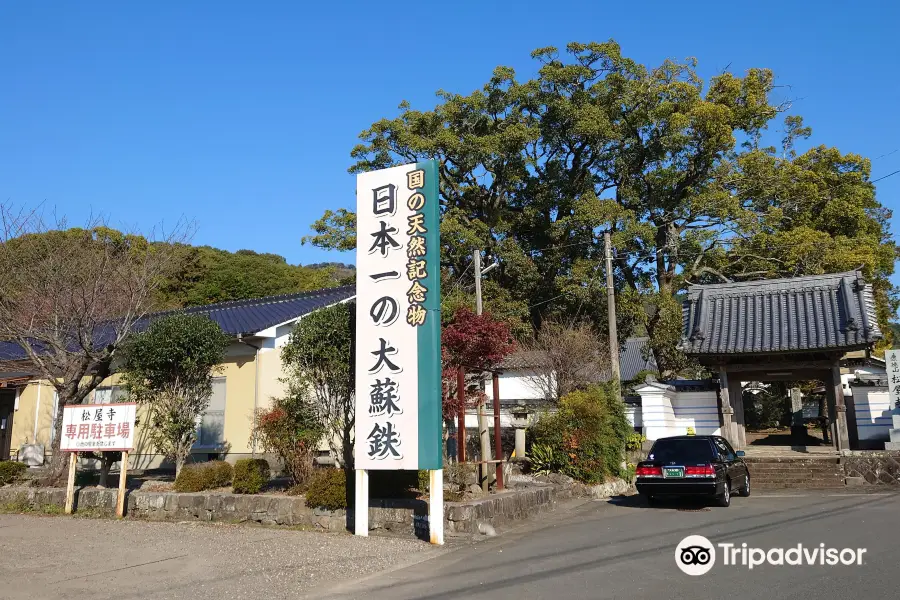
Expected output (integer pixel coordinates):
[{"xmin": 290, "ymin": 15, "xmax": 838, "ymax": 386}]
[{"xmin": 157, "ymin": 245, "xmax": 349, "ymax": 308}]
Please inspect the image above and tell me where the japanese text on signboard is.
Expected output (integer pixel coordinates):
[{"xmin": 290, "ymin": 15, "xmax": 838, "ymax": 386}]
[{"xmin": 60, "ymin": 403, "xmax": 137, "ymax": 452}]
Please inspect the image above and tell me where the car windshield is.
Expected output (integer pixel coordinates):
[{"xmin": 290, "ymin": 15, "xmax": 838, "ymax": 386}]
[{"xmin": 647, "ymin": 439, "xmax": 714, "ymax": 464}]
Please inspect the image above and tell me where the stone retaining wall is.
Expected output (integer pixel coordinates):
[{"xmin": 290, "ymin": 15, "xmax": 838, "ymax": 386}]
[
  {"xmin": 0, "ymin": 477, "xmax": 634, "ymax": 537},
  {"xmin": 0, "ymin": 483, "xmax": 570, "ymax": 537}
]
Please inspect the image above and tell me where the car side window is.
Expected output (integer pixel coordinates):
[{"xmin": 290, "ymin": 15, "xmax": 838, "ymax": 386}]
[
  {"xmin": 714, "ymin": 438, "xmax": 735, "ymax": 461},
  {"xmin": 721, "ymin": 438, "xmax": 739, "ymax": 459}
]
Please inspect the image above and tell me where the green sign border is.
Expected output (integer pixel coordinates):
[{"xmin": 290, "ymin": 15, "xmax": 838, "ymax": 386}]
[{"xmin": 416, "ymin": 159, "xmax": 443, "ymax": 470}]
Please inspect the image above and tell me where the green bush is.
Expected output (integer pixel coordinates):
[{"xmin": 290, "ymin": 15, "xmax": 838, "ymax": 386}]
[
  {"xmin": 0, "ymin": 461, "xmax": 27, "ymax": 486},
  {"xmin": 174, "ymin": 460, "xmax": 233, "ymax": 492},
  {"xmin": 625, "ymin": 432, "xmax": 646, "ymax": 451},
  {"xmin": 417, "ymin": 469, "xmax": 430, "ymax": 492},
  {"xmin": 528, "ymin": 444, "xmax": 564, "ymax": 477},
  {"xmin": 530, "ymin": 382, "xmax": 631, "ymax": 484},
  {"xmin": 232, "ymin": 458, "xmax": 270, "ymax": 494},
  {"xmin": 305, "ymin": 468, "xmax": 347, "ymax": 510}
]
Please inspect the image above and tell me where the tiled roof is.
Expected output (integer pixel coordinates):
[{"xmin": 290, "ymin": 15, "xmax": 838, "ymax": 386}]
[
  {"xmin": 679, "ymin": 271, "xmax": 882, "ymax": 356},
  {"xmin": 619, "ymin": 337, "xmax": 657, "ymax": 381},
  {"xmin": 499, "ymin": 337, "xmax": 656, "ymax": 381},
  {"xmin": 0, "ymin": 286, "xmax": 356, "ymax": 361},
  {"xmin": 164, "ymin": 285, "xmax": 355, "ymax": 336}
]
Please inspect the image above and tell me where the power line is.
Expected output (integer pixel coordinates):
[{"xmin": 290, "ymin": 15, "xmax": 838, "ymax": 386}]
[{"xmin": 872, "ymin": 169, "xmax": 900, "ymax": 184}]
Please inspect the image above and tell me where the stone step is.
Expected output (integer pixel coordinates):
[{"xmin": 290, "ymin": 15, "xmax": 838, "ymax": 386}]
[
  {"xmin": 753, "ymin": 475, "xmax": 844, "ymax": 483},
  {"xmin": 748, "ymin": 467, "xmax": 843, "ymax": 474},
  {"xmin": 756, "ymin": 483, "xmax": 846, "ymax": 489}
]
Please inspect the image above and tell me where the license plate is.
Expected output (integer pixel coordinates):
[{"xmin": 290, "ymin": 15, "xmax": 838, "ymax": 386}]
[{"xmin": 663, "ymin": 467, "xmax": 684, "ymax": 478}]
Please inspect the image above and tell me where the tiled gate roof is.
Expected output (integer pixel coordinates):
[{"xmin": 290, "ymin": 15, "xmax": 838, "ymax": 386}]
[{"xmin": 679, "ymin": 271, "xmax": 881, "ymax": 356}]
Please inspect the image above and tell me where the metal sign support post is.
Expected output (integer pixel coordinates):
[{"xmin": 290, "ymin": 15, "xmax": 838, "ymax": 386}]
[
  {"xmin": 354, "ymin": 469, "xmax": 369, "ymax": 536},
  {"xmin": 429, "ymin": 469, "xmax": 444, "ymax": 545}
]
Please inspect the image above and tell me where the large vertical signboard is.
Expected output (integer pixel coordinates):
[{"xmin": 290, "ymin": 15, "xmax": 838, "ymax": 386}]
[
  {"xmin": 887, "ymin": 350, "xmax": 900, "ymax": 409},
  {"xmin": 355, "ymin": 160, "xmax": 442, "ymax": 471}
]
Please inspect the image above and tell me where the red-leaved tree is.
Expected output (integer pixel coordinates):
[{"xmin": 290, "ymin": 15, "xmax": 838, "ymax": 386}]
[{"xmin": 441, "ymin": 308, "xmax": 515, "ymax": 421}]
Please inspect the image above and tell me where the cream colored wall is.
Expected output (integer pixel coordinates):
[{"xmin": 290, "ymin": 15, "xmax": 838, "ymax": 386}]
[
  {"xmin": 8, "ymin": 340, "xmax": 272, "ymax": 464},
  {"xmin": 257, "ymin": 347, "xmax": 288, "ymax": 410},
  {"xmin": 219, "ymin": 344, "xmax": 258, "ymax": 455},
  {"xmin": 9, "ymin": 380, "xmax": 56, "ymax": 458}
]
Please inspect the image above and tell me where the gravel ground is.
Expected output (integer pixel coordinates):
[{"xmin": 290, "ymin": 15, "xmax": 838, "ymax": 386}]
[{"xmin": 0, "ymin": 514, "xmax": 445, "ymax": 600}]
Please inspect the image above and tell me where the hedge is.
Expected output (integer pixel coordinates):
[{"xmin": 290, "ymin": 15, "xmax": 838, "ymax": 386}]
[
  {"xmin": 174, "ymin": 460, "xmax": 233, "ymax": 493},
  {"xmin": 232, "ymin": 458, "xmax": 270, "ymax": 494},
  {"xmin": 0, "ymin": 461, "xmax": 27, "ymax": 486}
]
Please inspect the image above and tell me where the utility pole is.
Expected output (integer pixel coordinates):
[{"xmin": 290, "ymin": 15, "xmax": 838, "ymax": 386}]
[
  {"xmin": 604, "ymin": 231, "xmax": 620, "ymax": 389},
  {"xmin": 473, "ymin": 250, "xmax": 493, "ymax": 491}
]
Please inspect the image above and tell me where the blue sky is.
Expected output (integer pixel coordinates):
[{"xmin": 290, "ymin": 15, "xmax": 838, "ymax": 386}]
[{"xmin": 2, "ymin": 1, "xmax": 898, "ymax": 293}]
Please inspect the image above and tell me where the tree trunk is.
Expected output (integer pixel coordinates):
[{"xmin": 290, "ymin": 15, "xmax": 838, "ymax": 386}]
[
  {"xmin": 98, "ymin": 455, "xmax": 112, "ymax": 488},
  {"xmin": 43, "ymin": 396, "xmax": 69, "ymax": 486}
]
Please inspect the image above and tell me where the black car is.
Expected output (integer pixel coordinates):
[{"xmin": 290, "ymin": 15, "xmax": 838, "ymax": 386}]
[{"xmin": 635, "ymin": 435, "xmax": 750, "ymax": 507}]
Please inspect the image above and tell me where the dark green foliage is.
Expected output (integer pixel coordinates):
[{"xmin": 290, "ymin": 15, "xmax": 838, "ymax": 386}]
[
  {"xmin": 232, "ymin": 459, "xmax": 271, "ymax": 494},
  {"xmin": 304, "ymin": 40, "xmax": 897, "ymax": 371},
  {"xmin": 744, "ymin": 384, "xmax": 791, "ymax": 430},
  {"xmin": 253, "ymin": 392, "xmax": 322, "ymax": 487},
  {"xmin": 0, "ymin": 461, "xmax": 27, "ymax": 486},
  {"xmin": 157, "ymin": 244, "xmax": 343, "ymax": 308},
  {"xmin": 530, "ymin": 383, "xmax": 631, "ymax": 484},
  {"xmin": 173, "ymin": 460, "xmax": 233, "ymax": 493},
  {"xmin": 891, "ymin": 323, "xmax": 900, "ymax": 349},
  {"xmin": 121, "ymin": 314, "xmax": 230, "ymax": 474},
  {"xmin": 417, "ymin": 470, "xmax": 430, "ymax": 493},
  {"xmin": 282, "ymin": 302, "xmax": 355, "ymax": 469},
  {"xmin": 304, "ymin": 469, "xmax": 347, "ymax": 510}
]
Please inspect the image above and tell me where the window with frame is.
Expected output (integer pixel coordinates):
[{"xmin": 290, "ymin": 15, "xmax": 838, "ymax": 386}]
[
  {"xmin": 197, "ymin": 377, "xmax": 226, "ymax": 447},
  {"xmin": 92, "ymin": 385, "xmax": 128, "ymax": 404}
]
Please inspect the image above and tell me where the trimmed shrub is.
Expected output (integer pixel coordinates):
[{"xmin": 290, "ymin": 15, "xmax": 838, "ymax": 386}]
[
  {"xmin": 530, "ymin": 382, "xmax": 631, "ymax": 484},
  {"xmin": 174, "ymin": 460, "xmax": 233, "ymax": 493},
  {"xmin": 252, "ymin": 392, "xmax": 322, "ymax": 487},
  {"xmin": 233, "ymin": 458, "xmax": 270, "ymax": 494},
  {"xmin": 0, "ymin": 461, "xmax": 27, "ymax": 486},
  {"xmin": 305, "ymin": 468, "xmax": 347, "ymax": 510}
]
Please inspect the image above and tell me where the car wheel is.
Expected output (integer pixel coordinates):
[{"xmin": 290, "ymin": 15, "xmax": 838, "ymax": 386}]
[
  {"xmin": 738, "ymin": 475, "xmax": 751, "ymax": 497},
  {"xmin": 716, "ymin": 480, "xmax": 731, "ymax": 507}
]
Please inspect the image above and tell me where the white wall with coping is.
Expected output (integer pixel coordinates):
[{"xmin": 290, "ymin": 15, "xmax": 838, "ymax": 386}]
[
  {"xmin": 850, "ymin": 385, "xmax": 892, "ymax": 442},
  {"xmin": 635, "ymin": 382, "xmax": 721, "ymax": 440}
]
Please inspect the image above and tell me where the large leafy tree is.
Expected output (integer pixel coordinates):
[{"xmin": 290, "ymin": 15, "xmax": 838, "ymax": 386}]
[
  {"xmin": 0, "ymin": 211, "xmax": 185, "ymax": 482},
  {"xmin": 158, "ymin": 244, "xmax": 346, "ymax": 307},
  {"xmin": 306, "ymin": 40, "xmax": 898, "ymax": 371},
  {"xmin": 121, "ymin": 314, "xmax": 230, "ymax": 477},
  {"xmin": 281, "ymin": 302, "xmax": 355, "ymax": 469}
]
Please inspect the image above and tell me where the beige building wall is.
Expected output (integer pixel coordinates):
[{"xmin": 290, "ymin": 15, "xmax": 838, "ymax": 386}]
[
  {"xmin": 6, "ymin": 340, "xmax": 277, "ymax": 466},
  {"xmin": 8, "ymin": 380, "xmax": 56, "ymax": 458}
]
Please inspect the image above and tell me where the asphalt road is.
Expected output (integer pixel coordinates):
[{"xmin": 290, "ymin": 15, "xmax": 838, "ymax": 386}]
[
  {"xmin": 1, "ymin": 491, "xmax": 897, "ymax": 600},
  {"xmin": 318, "ymin": 490, "xmax": 900, "ymax": 600}
]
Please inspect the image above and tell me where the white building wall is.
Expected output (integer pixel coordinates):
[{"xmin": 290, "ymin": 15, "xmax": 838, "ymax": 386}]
[
  {"xmin": 483, "ymin": 370, "xmax": 550, "ymax": 402},
  {"xmin": 637, "ymin": 387, "xmax": 676, "ymax": 441},
  {"xmin": 636, "ymin": 385, "xmax": 721, "ymax": 440},
  {"xmin": 850, "ymin": 386, "xmax": 892, "ymax": 442},
  {"xmin": 671, "ymin": 391, "xmax": 721, "ymax": 437}
]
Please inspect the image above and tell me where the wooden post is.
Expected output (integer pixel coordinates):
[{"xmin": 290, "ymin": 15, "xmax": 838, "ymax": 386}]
[
  {"xmin": 492, "ymin": 372, "xmax": 504, "ymax": 491},
  {"xmin": 604, "ymin": 231, "xmax": 620, "ymax": 389},
  {"xmin": 64, "ymin": 452, "xmax": 77, "ymax": 514},
  {"xmin": 456, "ymin": 367, "xmax": 466, "ymax": 462},
  {"xmin": 428, "ymin": 469, "xmax": 444, "ymax": 545},
  {"xmin": 116, "ymin": 451, "xmax": 129, "ymax": 518}
]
